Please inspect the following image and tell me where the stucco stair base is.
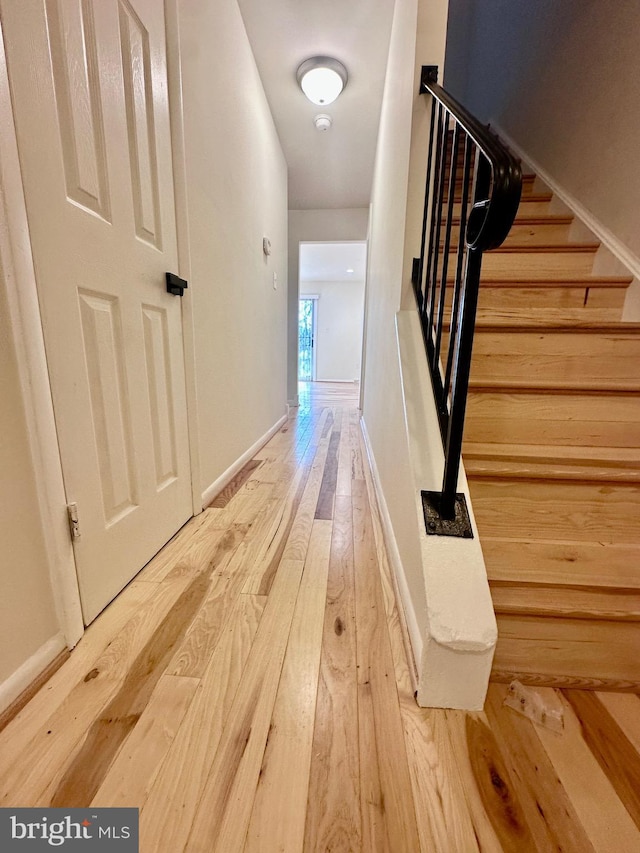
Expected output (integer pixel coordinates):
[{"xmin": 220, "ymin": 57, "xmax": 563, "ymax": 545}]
[
  {"xmin": 460, "ymin": 168, "xmax": 640, "ymax": 690},
  {"xmin": 394, "ymin": 310, "xmax": 497, "ymax": 710}
]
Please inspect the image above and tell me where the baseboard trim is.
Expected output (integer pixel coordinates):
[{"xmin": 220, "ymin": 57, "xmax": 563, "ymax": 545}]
[
  {"xmin": 493, "ymin": 122, "xmax": 640, "ymax": 283},
  {"xmin": 359, "ymin": 416, "xmax": 423, "ymax": 681},
  {"xmin": 0, "ymin": 634, "xmax": 68, "ymax": 728},
  {"xmin": 201, "ymin": 413, "xmax": 288, "ymax": 508}
]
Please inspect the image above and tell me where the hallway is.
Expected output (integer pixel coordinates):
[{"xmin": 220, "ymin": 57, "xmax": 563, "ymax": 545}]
[{"xmin": 0, "ymin": 382, "xmax": 639, "ymax": 851}]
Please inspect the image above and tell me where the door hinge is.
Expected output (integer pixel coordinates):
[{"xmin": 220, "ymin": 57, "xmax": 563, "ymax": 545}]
[{"xmin": 67, "ymin": 502, "xmax": 81, "ymax": 540}]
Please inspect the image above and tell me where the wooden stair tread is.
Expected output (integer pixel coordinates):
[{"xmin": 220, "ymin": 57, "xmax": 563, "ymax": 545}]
[
  {"xmin": 442, "ymin": 242, "xmax": 599, "ymax": 254},
  {"xmin": 481, "ymin": 538, "xmax": 640, "ymax": 591},
  {"xmin": 485, "ymin": 243, "xmax": 600, "ymax": 254},
  {"xmin": 465, "ymin": 442, "xmax": 640, "ymax": 464},
  {"xmin": 476, "ymin": 308, "xmax": 640, "ymax": 334},
  {"xmin": 468, "ymin": 383, "xmax": 640, "ymax": 398},
  {"xmin": 464, "ymin": 442, "xmax": 640, "ymax": 482},
  {"xmin": 452, "ymin": 176, "xmax": 536, "ymax": 189},
  {"xmin": 451, "ymin": 214, "xmax": 573, "ymax": 226},
  {"xmin": 469, "ymin": 378, "xmax": 640, "ymax": 393},
  {"xmin": 449, "ymin": 192, "xmax": 552, "ymax": 204},
  {"xmin": 446, "ymin": 307, "xmax": 624, "ymax": 326},
  {"xmin": 471, "ymin": 318, "xmax": 640, "ymax": 333},
  {"xmin": 490, "ymin": 585, "xmax": 640, "ymax": 622},
  {"xmin": 474, "ymin": 276, "xmax": 632, "ymax": 287}
]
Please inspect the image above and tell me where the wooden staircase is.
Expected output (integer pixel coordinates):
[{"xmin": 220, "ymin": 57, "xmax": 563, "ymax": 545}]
[{"xmin": 458, "ymin": 174, "xmax": 640, "ymax": 690}]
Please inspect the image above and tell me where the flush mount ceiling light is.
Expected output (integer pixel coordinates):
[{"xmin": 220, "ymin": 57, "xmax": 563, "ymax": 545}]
[{"xmin": 296, "ymin": 57, "xmax": 348, "ymax": 106}]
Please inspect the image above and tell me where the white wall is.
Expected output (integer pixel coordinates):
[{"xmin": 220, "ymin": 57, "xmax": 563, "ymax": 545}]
[
  {"xmin": 288, "ymin": 209, "xmax": 369, "ymax": 402},
  {"xmin": 299, "ymin": 280, "xmax": 365, "ymax": 381},
  {"xmin": 360, "ymin": 0, "xmax": 426, "ymax": 657},
  {"xmin": 178, "ymin": 0, "xmax": 289, "ymax": 497},
  {"xmin": 444, "ymin": 0, "xmax": 640, "ymax": 264}
]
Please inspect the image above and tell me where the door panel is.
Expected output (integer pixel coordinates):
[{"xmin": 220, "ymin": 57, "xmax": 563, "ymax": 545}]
[
  {"xmin": 46, "ymin": 0, "xmax": 112, "ymax": 220},
  {"xmin": 118, "ymin": 0, "xmax": 162, "ymax": 247},
  {"xmin": 78, "ymin": 289, "xmax": 138, "ymax": 525},
  {"xmin": 2, "ymin": 0, "xmax": 193, "ymax": 623},
  {"xmin": 141, "ymin": 304, "xmax": 179, "ymax": 490}
]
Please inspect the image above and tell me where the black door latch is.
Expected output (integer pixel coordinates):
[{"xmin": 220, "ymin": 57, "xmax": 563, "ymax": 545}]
[{"xmin": 166, "ymin": 272, "xmax": 188, "ymax": 296}]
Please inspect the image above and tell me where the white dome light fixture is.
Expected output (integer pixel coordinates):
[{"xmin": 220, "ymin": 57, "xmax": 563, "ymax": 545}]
[{"xmin": 297, "ymin": 57, "xmax": 348, "ymax": 106}]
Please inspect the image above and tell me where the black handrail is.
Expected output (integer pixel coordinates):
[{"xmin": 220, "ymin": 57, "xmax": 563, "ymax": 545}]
[{"xmin": 412, "ymin": 67, "xmax": 522, "ymax": 536}]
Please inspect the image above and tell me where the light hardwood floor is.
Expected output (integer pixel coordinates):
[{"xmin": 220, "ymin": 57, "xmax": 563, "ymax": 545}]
[{"xmin": 1, "ymin": 380, "xmax": 639, "ymax": 851}]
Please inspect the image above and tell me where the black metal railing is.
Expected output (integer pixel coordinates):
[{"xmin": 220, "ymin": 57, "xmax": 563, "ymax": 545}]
[{"xmin": 412, "ymin": 66, "xmax": 522, "ymax": 536}]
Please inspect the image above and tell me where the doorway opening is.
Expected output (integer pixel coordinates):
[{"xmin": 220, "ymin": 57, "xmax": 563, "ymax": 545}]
[
  {"xmin": 298, "ymin": 297, "xmax": 317, "ymax": 380},
  {"xmin": 297, "ymin": 241, "xmax": 367, "ymax": 390}
]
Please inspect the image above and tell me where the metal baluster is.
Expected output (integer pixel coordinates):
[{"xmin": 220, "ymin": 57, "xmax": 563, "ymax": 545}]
[
  {"xmin": 439, "ymin": 250, "xmax": 482, "ymax": 519},
  {"xmin": 423, "ymin": 104, "xmax": 444, "ymax": 329},
  {"xmin": 440, "ymin": 155, "xmax": 492, "ymax": 519},
  {"xmin": 444, "ymin": 136, "xmax": 474, "ymax": 404},
  {"xmin": 416, "ymin": 96, "xmax": 437, "ymax": 312},
  {"xmin": 433, "ymin": 123, "xmax": 461, "ymax": 384},
  {"xmin": 428, "ymin": 113, "xmax": 451, "ymax": 338}
]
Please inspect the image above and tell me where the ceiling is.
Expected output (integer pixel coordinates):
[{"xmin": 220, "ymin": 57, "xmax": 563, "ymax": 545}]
[
  {"xmin": 299, "ymin": 242, "xmax": 367, "ymax": 282},
  {"xmin": 236, "ymin": 0, "xmax": 395, "ymax": 211}
]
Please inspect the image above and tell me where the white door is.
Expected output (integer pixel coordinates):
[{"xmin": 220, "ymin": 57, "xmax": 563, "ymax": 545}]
[{"xmin": 2, "ymin": 0, "xmax": 192, "ymax": 623}]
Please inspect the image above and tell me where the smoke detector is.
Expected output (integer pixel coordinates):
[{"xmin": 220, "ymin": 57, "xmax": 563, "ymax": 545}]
[{"xmin": 314, "ymin": 113, "xmax": 332, "ymax": 132}]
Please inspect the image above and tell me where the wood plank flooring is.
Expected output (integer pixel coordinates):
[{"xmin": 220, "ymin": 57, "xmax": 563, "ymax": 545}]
[{"xmin": 1, "ymin": 381, "xmax": 639, "ymax": 851}]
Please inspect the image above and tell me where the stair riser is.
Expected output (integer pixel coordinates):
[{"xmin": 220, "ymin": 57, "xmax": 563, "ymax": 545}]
[
  {"xmin": 490, "ymin": 586, "xmax": 640, "ymax": 620},
  {"xmin": 474, "ymin": 285, "xmax": 627, "ymax": 312},
  {"xmin": 481, "ymin": 540, "xmax": 640, "ymax": 590},
  {"xmin": 440, "ymin": 284, "xmax": 627, "ymax": 312},
  {"xmin": 469, "ymin": 478, "xmax": 640, "ymax": 544},
  {"xmin": 465, "ymin": 391, "xmax": 640, "ymax": 447},
  {"xmin": 448, "ymin": 176, "xmax": 537, "ymax": 198},
  {"xmin": 445, "ymin": 221, "xmax": 573, "ymax": 247},
  {"xmin": 477, "ymin": 251, "xmax": 596, "ymax": 278},
  {"xmin": 466, "ymin": 331, "xmax": 640, "ymax": 386},
  {"xmin": 453, "ymin": 199, "xmax": 552, "ymax": 218},
  {"xmin": 495, "ymin": 221, "xmax": 572, "ymax": 245},
  {"xmin": 491, "ymin": 615, "xmax": 640, "ymax": 689}
]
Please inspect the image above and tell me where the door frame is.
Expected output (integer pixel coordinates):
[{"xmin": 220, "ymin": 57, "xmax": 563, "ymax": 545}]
[
  {"xmin": 0, "ymin": 0, "xmax": 203, "ymax": 647},
  {"xmin": 165, "ymin": 0, "xmax": 202, "ymax": 518},
  {"xmin": 0, "ymin": 20, "xmax": 83, "ymax": 647}
]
